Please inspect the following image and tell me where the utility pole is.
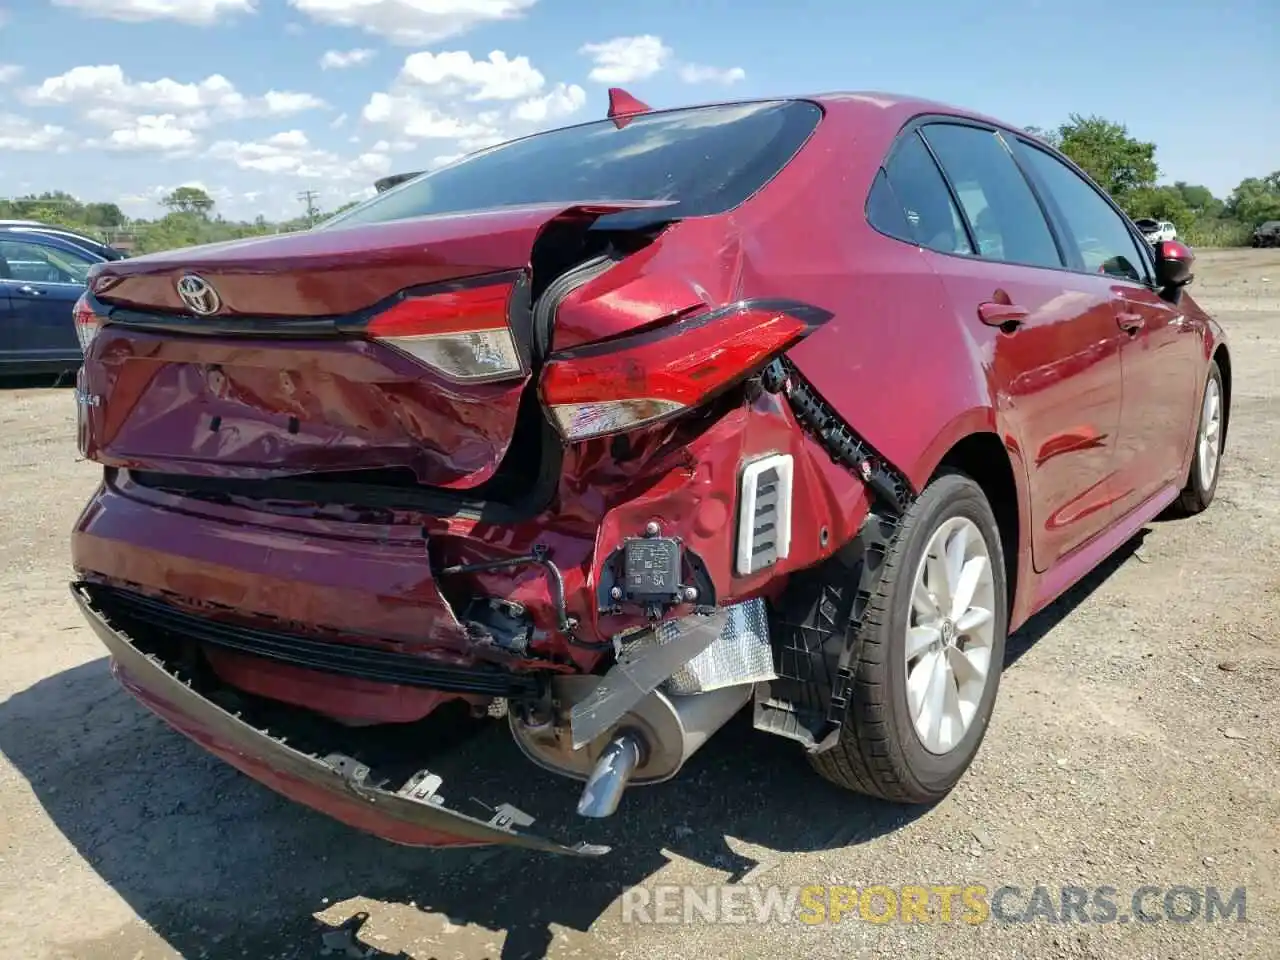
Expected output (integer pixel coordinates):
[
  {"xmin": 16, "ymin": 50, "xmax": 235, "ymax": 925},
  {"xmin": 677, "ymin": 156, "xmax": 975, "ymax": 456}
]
[{"xmin": 297, "ymin": 189, "xmax": 320, "ymax": 224}]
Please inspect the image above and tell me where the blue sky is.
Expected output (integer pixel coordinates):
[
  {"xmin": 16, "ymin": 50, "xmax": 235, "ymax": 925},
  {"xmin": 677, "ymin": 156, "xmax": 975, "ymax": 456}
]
[{"xmin": 0, "ymin": 0, "xmax": 1274, "ymax": 222}]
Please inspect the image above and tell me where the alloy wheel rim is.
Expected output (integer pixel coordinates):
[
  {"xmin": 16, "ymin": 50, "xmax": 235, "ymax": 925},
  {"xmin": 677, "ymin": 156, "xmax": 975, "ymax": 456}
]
[
  {"xmin": 1198, "ymin": 378, "xmax": 1222, "ymax": 489},
  {"xmin": 905, "ymin": 516, "xmax": 997, "ymax": 755}
]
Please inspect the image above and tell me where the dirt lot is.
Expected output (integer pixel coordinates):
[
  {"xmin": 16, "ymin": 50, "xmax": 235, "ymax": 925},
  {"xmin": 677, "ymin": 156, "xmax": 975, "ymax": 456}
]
[{"xmin": 1, "ymin": 250, "xmax": 1277, "ymax": 960}]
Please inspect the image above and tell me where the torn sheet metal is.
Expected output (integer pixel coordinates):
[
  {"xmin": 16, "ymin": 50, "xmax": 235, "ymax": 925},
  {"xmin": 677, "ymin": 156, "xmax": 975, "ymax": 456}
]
[
  {"xmin": 663, "ymin": 598, "xmax": 775, "ymax": 695},
  {"xmin": 569, "ymin": 609, "xmax": 728, "ymax": 749}
]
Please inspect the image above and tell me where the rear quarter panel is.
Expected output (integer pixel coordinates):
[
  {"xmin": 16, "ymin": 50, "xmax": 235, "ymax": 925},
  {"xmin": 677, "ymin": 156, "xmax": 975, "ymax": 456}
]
[{"xmin": 735, "ymin": 96, "xmax": 1013, "ymax": 492}]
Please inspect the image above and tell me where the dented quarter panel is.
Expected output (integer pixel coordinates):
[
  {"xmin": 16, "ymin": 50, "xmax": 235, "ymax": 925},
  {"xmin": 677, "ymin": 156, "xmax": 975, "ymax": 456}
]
[{"xmin": 550, "ymin": 218, "xmax": 750, "ymax": 351}]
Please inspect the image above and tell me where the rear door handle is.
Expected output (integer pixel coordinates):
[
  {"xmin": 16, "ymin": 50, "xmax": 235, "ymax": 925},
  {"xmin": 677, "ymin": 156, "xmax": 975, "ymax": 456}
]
[
  {"xmin": 1116, "ymin": 312, "xmax": 1145, "ymax": 334},
  {"xmin": 978, "ymin": 301, "xmax": 1029, "ymax": 328},
  {"xmin": 17, "ymin": 285, "xmax": 45, "ymax": 296}
]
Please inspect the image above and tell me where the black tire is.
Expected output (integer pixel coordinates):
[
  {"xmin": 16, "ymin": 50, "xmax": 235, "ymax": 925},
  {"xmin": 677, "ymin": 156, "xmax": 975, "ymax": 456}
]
[
  {"xmin": 1173, "ymin": 360, "xmax": 1225, "ymax": 516},
  {"xmin": 808, "ymin": 471, "xmax": 1008, "ymax": 803}
]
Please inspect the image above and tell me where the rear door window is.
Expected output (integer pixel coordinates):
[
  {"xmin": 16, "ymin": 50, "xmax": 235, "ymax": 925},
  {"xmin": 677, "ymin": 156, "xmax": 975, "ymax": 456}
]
[
  {"xmin": 326, "ymin": 100, "xmax": 822, "ymax": 227},
  {"xmin": 918, "ymin": 123, "xmax": 1063, "ymax": 269},
  {"xmin": 1013, "ymin": 141, "xmax": 1152, "ymax": 284},
  {"xmin": 868, "ymin": 132, "xmax": 973, "ymax": 255},
  {"xmin": 0, "ymin": 239, "xmax": 94, "ymax": 284}
]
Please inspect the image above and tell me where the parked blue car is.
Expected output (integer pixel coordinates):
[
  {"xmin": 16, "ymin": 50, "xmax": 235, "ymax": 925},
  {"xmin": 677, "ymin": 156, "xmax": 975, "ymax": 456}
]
[{"xmin": 0, "ymin": 229, "xmax": 106, "ymax": 377}]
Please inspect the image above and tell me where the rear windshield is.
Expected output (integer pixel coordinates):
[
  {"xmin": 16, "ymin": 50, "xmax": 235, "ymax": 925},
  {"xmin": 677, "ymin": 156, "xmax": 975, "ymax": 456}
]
[{"xmin": 323, "ymin": 100, "xmax": 822, "ymax": 228}]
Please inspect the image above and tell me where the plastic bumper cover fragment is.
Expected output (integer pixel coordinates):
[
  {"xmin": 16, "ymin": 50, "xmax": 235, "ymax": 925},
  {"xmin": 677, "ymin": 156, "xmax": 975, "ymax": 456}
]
[{"xmin": 71, "ymin": 583, "xmax": 609, "ymax": 858}]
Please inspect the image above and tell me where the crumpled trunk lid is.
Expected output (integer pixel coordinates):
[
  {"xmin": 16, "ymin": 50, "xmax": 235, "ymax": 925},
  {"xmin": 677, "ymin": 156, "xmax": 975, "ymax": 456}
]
[{"xmin": 79, "ymin": 202, "xmax": 664, "ymax": 491}]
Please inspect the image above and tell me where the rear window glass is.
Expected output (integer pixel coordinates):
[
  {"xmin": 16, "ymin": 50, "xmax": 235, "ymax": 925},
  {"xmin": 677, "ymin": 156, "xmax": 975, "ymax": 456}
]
[{"xmin": 323, "ymin": 100, "xmax": 822, "ymax": 228}]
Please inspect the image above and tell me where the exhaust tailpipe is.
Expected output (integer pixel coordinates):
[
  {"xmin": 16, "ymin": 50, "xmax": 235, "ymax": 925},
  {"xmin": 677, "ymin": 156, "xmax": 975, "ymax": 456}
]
[{"xmin": 575, "ymin": 731, "xmax": 646, "ymax": 818}]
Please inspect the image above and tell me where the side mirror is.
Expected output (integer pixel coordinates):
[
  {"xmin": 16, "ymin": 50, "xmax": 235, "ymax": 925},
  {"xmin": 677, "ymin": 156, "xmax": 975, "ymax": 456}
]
[{"xmin": 1154, "ymin": 239, "xmax": 1194, "ymax": 288}]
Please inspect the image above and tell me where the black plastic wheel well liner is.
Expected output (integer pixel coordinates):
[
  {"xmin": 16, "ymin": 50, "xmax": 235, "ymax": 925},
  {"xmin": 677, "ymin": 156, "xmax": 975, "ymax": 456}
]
[
  {"xmin": 934, "ymin": 433, "xmax": 1019, "ymax": 617},
  {"xmin": 1213, "ymin": 344, "xmax": 1231, "ymax": 448}
]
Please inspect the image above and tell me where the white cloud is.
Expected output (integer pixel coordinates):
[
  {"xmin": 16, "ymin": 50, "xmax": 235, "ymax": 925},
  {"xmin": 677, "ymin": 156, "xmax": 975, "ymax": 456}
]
[
  {"xmin": 360, "ymin": 47, "xmax": 584, "ymax": 155},
  {"xmin": 51, "ymin": 0, "xmax": 255, "ymax": 25},
  {"xmin": 357, "ymin": 151, "xmax": 393, "ymax": 176},
  {"xmin": 320, "ymin": 48, "xmax": 376, "ymax": 70},
  {"xmin": 678, "ymin": 63, "xmax": 746, "ymax": 85},
  {"xmin": 429, "ymin": 153, "xmax": 464, "ymax": 169},
  {"xmin": 30, "ymin": 65, "xmax": 246, "ymax": 114},
  {"xmin": 95, "ymin": 114, "xmax": 199, "ymax": 152},
  {"xmin": 26, "ymin": 65, "xmax": 326, "ymax": 143},
  {"xmin": 513, "ymin": 82, "xmax": 586, "ymax": 122},
  {"xmin": 265, "ymin": 129, "xmax": 309, "ymax": 148},
  {"xmin": 579, "ymin": 35, "xmax": 671, "ymax": 83},
  {"xmin": 206, "ymin": 131, "xmax": 390, "ymax": 183},
  {"xmin": 288, "ymin": 0, "xmax": 536, "ymax": 45},
  {"xmin": 362, "ymin": 92, "xmax": 498, "ymax": 141},
  {"xmin": 400, "ymin": 50, "xmax": 544, "ymax": 101},
  {"xmin": 0, "ymin": 64, "xmax": 21, "ymax": 83},
  {"xmin": 262, "ymin": 90, "xmax": 327, "ymax": 114},
  {"xmin": 208, "ymin": 136, "xmax": 321, "ymax": 175},
  {"xmin": 0, "ymin": 114, "xmax": 67, "ymax": 152},
  {"xmin": 330, "ymin": 112, "xmax": 349, "ymax": 129}
]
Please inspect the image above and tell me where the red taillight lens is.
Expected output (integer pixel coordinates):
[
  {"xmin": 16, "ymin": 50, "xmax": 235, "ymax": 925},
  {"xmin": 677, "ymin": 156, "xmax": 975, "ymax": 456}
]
[
  {"xmin": 365, "ymin": 279, "xmax": 524, "ymax": 382},
  {"xmin": 73, "ymin": 294, "xmax": 104, "ymax": 354},
  {"xmin": 540, "ymin": 303, "xmax": 824, "ymax": 441}
]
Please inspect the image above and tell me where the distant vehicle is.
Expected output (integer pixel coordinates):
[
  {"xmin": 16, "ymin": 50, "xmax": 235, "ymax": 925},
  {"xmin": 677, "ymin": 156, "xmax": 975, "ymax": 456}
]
[
  {"xmin": 374, "ymin": 171, "xmax": 424, "ymax": 193},
  {"xmin": 1133, "ymin": 218, "xmax": 1177, "ymax": 245},
  {"xmin": 0, "ymin": 229, "xmax": 106, "ymax": 377},
  {"xmin": 0, "ymin": 224, "xmax": 128, "ymax": 262},
  {"xmin": 1252, "ymin": 221, "xmax": 1280, "ymax": 248}
]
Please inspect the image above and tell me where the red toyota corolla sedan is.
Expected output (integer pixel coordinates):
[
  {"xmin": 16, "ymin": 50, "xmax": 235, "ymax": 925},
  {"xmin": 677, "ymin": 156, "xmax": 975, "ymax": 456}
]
[{"xmin": 69, "ymin": 91, "xmax": 1230, "ymax": 857}]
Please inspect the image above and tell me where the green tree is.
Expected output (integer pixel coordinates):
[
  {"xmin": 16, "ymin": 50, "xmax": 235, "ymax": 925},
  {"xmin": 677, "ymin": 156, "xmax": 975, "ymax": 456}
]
[
  {"xmin": 1225, "ymin": 173, "xmax": 1280, "ymax": 227},
  {"xmin": 1171, "ymin": 182, "xmax": 1224, "ymax": 219},
  {"xmin": 161, "ymin": 186, "xmax": 215, "ymax": 218},
  {"xmin": 1052, "ymin": 114, "xmax": 1158, "ymax": 203},
  {"xmin": 1127, "ymin": 185, "xmax": 1191, "ymax": 225},
  {"xmin": 1022, "ymin": 125, "xmax": 1061, "ymax": 148}
]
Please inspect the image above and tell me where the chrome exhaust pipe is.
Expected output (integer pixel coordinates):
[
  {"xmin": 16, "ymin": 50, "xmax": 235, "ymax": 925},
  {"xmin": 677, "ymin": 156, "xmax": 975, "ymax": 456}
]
[{"xmin": 575, "ymin": 731, "xmax": 645, "ymax": 818}]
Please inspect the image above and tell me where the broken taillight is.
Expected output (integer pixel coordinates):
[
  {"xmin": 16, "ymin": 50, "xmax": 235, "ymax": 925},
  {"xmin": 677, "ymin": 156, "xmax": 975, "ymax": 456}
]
[
  {"xmin": 73, "ymin": 293, "xmax": 104, "ymax": 354},
  {"xmin": 364, "ymin": 278, "xmax": 524, "ymax": 383},
  {"xmin": 539, "ymin": 302, "xmax": 828, "ymax": 441}
]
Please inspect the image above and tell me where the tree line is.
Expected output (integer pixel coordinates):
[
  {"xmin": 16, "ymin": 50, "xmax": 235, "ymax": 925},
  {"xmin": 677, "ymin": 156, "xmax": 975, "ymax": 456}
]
[
  {"xmin": 3, "ymin": 114, "xmax": 1277, "ymax": 254},
  {"xmin": 1025, "ymin": 115, "xmax": 1278, "ymax": 246},
  {"xmin": 0, "ymin": 186, "xmax": 358, "ymax": 255}
]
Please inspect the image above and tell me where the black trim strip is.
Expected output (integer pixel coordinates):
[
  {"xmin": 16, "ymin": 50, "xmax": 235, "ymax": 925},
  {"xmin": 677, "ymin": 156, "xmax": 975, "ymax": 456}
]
[
  {"xmin": 86, "ymin": 583, "xmax": 543, "ymax": 698},
  {"xmin": 766, "ymin": 357, "xmax": 914, "ymax": 516}
]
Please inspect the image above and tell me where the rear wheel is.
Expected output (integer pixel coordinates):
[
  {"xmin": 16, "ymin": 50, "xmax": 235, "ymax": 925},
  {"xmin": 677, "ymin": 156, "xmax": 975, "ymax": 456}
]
[
  {"xmin": 1173, "ymin": 360, "xmax": 1224, "ymax": 516},
  {"xmin": 808, "ymin": 472, "xmax": 1008, "ymax": 803}
]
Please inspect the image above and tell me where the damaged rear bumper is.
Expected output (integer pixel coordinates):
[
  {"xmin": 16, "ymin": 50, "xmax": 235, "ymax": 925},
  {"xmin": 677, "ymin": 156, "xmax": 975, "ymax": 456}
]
[{"xmin": 71, "ymin": 582, "xmax": 609, "ymax": 857}]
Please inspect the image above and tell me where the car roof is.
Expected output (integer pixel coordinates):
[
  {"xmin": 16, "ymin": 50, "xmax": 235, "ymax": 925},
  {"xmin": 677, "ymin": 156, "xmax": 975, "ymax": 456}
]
[
  {"xmin": 0, "ymin": 227, "xmax": 109, "ymax": 260},
  {"xmin": 0, "ymin": 225, "xmax": 117, "ymax": 252},
  {"xmin": 1, "ymin": 223, "xmax": 101, "ymax": 241}
]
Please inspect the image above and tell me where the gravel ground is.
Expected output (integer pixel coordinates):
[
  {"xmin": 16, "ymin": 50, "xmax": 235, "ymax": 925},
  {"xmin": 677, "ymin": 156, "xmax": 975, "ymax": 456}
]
[{"xmin": 1, "ymin": 250, "xmax": 1277, "ymax": 960}]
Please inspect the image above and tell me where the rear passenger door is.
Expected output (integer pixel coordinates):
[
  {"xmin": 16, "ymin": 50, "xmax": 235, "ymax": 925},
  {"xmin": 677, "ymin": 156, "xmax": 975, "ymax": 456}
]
[
  {"xmin": 0, "ymin": 237, "xmax": 92, "ymax": 365},
  {"xmin": 1011, "ymin": 139, "xmax": 1201, "ymax": 517},
  {"xmin": 901, "ymin": 121, "xmax": 1129, "ymax": 572}
]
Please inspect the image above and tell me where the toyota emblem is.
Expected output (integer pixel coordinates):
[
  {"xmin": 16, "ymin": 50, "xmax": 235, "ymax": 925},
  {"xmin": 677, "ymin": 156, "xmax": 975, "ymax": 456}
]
[{"xmin": 176, "ymin": 274, "xmax": 221, "ymax": 315}]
